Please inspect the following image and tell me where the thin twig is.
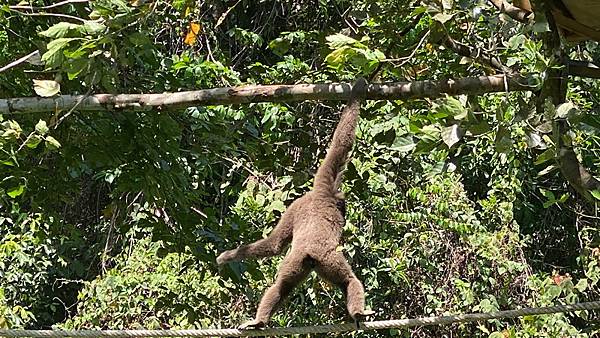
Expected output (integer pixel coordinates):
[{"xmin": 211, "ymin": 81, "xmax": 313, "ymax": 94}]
[
  {"xmin": 382, "ymin": 30, "xmax": 431, "ymax": 68},
  {"xmin": 9, "ymin": 0, "xmax": 89, "ymax": 10},
  {"xmin": 53, "ymin": 72, "xmax": 97, "ymax": 129},
  {"xmin": 9, "ymin": 10, "xmax": 87, "ymax": 23},
  {"xmin": 0, "ymin": 50, "xmax": 41, "ymax": 73}
]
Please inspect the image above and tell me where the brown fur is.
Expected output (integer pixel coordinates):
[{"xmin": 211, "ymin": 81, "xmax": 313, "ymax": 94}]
[{"xmin": 217, "ymin": 78, "xmax": 370, "ymax": 329}]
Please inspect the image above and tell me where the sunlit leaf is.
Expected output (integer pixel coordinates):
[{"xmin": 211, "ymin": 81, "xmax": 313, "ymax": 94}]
[
  {"xmin": 82, "ymin": 21, "xmax": 107, "ymax": 35},
  {"xmin": 555, "ymin": 102, "xmax": 576, "ymax": 119},
  {"xmin": 35, "ymin": 120, "xmax": 49, "ymax": 135},
  {"xmin": 33, "ymin": 79, "xmax": 60, "ymax": 97},
  {"xmin": 270, "ymin": 200, "xmax": 286, "ymax": 213},
  {"xmin": 391, "ymin": 135, "xmax": 416, "ymax": 153},
  {"xmin": 39, "ymin": 22, "xmax": 82, "ymax": 38},
  {"xmin": 325, "ymin": 33, "xmax": 358, "ymax": 48},
  {"xmin": 575, "ymin": 279, "xmax": 588, "ymax": 292},
  {"xmin": 41, "ymin": 38, "xmax": 77, "ymax": 67},
  {"xmin": 45, "ymin": 136, "xmax": 62, "ymax": 150},
  {"xmin": 534, "ymin": 147, "xmax": 555, "ymax": 165},
  {"xmin": 184, "ymin": 22, "xmax": 201, "ymax": 46},
  {"xmin": 432, "ymin": 12, "xmax": 454, "ymax": 24},
  {"xmin": 7, "ymin": 184, "xmax": 25, "ymax": 198},
  {"xmin": 526, "ymin": 132, "xmax": 544, "ymax": 148},
  {"xmin": 441, "ymin": 124, "xmax": 462, "ymax": 148},
  {"xmin": 25, "ymin": 135, "xmax": 42, "ymax": 149}
]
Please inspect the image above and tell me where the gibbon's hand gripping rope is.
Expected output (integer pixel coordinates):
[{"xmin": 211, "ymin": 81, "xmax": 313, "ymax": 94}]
[{"xmin": 1, "ymin": 301, "xmax": 599, "ymax": 337}]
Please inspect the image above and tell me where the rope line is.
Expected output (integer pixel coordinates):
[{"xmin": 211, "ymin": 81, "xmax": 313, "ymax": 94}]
[{"xmin": 1, "ymin": 301, "xmax": 599, "ymax": 337}]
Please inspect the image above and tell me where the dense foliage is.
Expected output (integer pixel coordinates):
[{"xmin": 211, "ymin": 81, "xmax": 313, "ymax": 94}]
[{"xmin": 1, "ymin": 0, "xmax": 599, "ymax": 337}]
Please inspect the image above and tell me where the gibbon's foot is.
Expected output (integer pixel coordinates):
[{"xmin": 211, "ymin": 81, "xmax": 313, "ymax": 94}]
[
  {"xmin": 238, "ymin": 319, "xmax": 266, "ymax": 330},
  {"xmin": 353, "ymin": 309, "xmax": 376, "ymax": 321},
  {"xmin": 216, "ymin": 250, "xmax": 234, "ymax": 266}
]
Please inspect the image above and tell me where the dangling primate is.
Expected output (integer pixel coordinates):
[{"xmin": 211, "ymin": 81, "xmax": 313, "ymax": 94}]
[{"xmin": 217, "ymin": 78, "xmax": 372, "ymax": 329}]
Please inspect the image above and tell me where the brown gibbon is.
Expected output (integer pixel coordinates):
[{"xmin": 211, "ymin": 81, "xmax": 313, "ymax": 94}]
[{"xmin": 217, "ymin": 78, "xmax": 372, "ymax": 329}]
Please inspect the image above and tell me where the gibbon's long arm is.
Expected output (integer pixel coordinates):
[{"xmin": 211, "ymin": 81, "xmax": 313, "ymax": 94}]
[{"xmin": 313, "ymin": 78, "xmax": 367, "ymax": 195}]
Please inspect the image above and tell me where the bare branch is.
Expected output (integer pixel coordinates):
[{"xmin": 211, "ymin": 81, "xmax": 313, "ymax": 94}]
[
  {"xmin": 552, "ymin": 9, "xmax": 600, "ymax": 41},
  {"xmin": 8, "ymin": 11, "xmax": 87, "ymax": 23},
  {"xmin": 567, "ymin": 60, "xmax": 600, "ymax": 79},
  {"xmin": 0, "ymin": 50, "xmax": 41, "ymax": 73},
  {"xmin": 9, "ymin": 0, "xmax": 89, "ymax": 10},
  {"xmin": 0, "ymin": 74, "xmax": 536, "ymax": 114},
  {"xmin": 488, "ymin": 0, "xmax": 533, "ymax": 23},
  {"xmin": 442, "ymin": 36, "xmax": 506, "ymax": 71},
  {"xmin": 555, "ymin": 121, "xmax": 600, "ymax": 202}
]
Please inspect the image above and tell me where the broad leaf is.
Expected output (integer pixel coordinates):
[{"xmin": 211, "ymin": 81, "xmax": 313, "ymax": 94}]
[
  {"xmin": 33, "ymin": 79, "xmax": 60, "ymax": 97},
  {"xmin": 555, "ymin": 102, "xmax": 576, "ymax": 119},
  {"xmin": 39, "ymin": 22, "xmax": 82, "ymax": 38},
  {"xmin": 326, "ymin": 33, "xmax": 358, "ymax": 48},
  {"xmin": 391, "ymin": 135, "xmax": 416, "ymax": 153},
  {"xmin": 45, "ymin": 136, "xmax": 62, "ymax": 150},
  {"xmin": 35, "ymin": 120, "xmax": 49, "ymax": 135},
  {"xmin": 441, "ymin": 124, "xmax": 462, "ymax": 148},
  {"xmin": 7, "ymin": 184, "xmax": 25, "ymax": 198}
]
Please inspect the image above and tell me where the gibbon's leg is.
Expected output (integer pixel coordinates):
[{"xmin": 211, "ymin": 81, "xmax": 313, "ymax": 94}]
[
  {"xmin": 217, "ymin": 212, "xmax": 294, "ymax": 265},
  {"xmin": 240, "ymin": 250, "xmax": 313, "ymax": 329},
  {"xmin": 315, "ymin": 252, "xmax": 372, "ymax": 319}
]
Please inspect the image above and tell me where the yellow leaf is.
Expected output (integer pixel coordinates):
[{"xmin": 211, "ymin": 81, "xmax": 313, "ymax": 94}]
[{"xmin": 184, "ymin": 22, "xmax": 201, "ymax": 46}]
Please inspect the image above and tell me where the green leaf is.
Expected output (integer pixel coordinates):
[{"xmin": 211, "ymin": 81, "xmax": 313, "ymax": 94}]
[
  {"xmin": 255, "ymin": 194, "xmax": 266, "ymax": 207},
  {"xmin": 391, "ymin": 135, "xmax": 416, "ymax": 153},
  {"xmin": 268, "ymin": 38, "xmax": 291, "ymax": 56},
  {"xmin": 270, "ymin": 200, "xmax": 286, "ymax": 213},
  {"xmin": 575, "ymin": 279, "xmax": 588, "ymax": 292},
  {"xmin": 441, "ymin": 124, "xmax": 462, "ymax": 148},
  {"xmin": 436, "ymin": 97, "xmax": 466, "ymax": 118},
  {"xmin": 591, "ymin": 190, "xmax": 600, "ymax": 201},
  {"xmin": 7, "ymin": 184, "xmax": 25, "ymax": 198},
  {"xmin": 507, "ymin": 34, "xmax": 526, "ymax": 50},
  {"xmin": 41, "ymin": 38, "xmax": 77, "ymax": 66},
  {"xmin": 547, "ymin": 285, "xmax": 561, "ymax": 299},
  {"xmin": 35, "ymin": 120, "xmax": 49, "ymax": 135},
  {"xmin": 534, "ymin": 149, "xmax": 555, "ymax": 165},
  {"xmin": 33, "ymin": 79, "xmax": 60, "ymax": 97},
  {"xmin": 39, "ymin": 22, "xmax": 82, "ymax": 38},
  {"xmin": 537, "ymin": 164, "xmax": 558, "ymax": 177},
  {"xmin": 66, "ymin": 58, "xmax": 89, "ymax": 80},
  {"xmin": 325, "ymin": 46, "xmax": 355, "ymax": 68},
  {"xmin": 45, "ymin": 136, "xmax": 61, "ymax": 150},
  {"xmin": 495, "ymin": 127, "xmax": 513, "ymax": 154},
  {"xmin": 555, "ymin": 102, "xmax": 576, "ymax": 119},
  {"xmin": 25, "ymin": 135, "xmax": 42, "ymax": 149},
  {"xmin": 82, "ymin": 21, "xmax": 106, "ymax": 35},
  {"xmin": 325, "ymin": 33, "xmax": 358, "ymax": 48},
  {"xmin": 467, "ymin": 120, "xmax": 490, "ymax": 135},
  {"xmin": 580, "ymin": 114, "xmax": 600, "ymax": 129},
  {"xmin": 432, "ymin": 12, "xmax": 454, "ymax": 24}
]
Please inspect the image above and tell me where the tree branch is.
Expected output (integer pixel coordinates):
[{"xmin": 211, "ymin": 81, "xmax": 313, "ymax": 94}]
[
  {"xmin": 0, "ymin": 74, "xmax": 536, "ymax": 114},
  {"xmin": 8, "ymin": 11, "xmax": 87, "ymax": 23},
  {"xmin": 9, "ymin": 0, "xmax": 89, "ymax": 10},
  {"xmin": 0, "ymin": 50, "xmax": 41, "ymax": 73},
  {"xmin": 556, "ymin": 121, "xmax": 600, "ymax": 202},
  {"xmin": 488, "ymin": 0, "xmax": 533, "ymax": 23},
  {"xmin": 442, "ymin": 35, "xmax": 506, "ymax": 71},
  {"xmin": 552, "ymin": 9, "xmax": 600, "ymax": 41},
  {"xmin": 567, "ymin": 60, "xmax": 600, "ymax": 79},
  {"xmin": 540, "ymin": 11, "xmax": 600, "ymax": 202}
]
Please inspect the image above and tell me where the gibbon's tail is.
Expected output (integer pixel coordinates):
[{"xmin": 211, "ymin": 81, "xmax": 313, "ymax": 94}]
[{"xmin": 313, "ymin": 78, "xmax": 367, "ymax": 195}]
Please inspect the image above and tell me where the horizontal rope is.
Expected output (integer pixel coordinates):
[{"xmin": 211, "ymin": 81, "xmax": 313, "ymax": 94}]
[{"xmin": 1, "ymin": 301, "xmax": 599, "ymax": 337}]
